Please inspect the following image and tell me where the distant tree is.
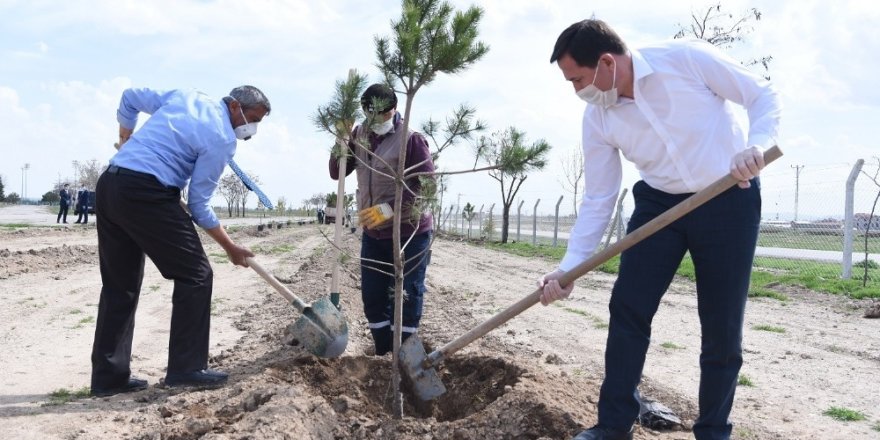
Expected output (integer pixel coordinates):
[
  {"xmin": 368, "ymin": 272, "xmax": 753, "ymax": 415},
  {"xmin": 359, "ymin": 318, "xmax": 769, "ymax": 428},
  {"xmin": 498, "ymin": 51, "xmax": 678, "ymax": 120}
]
[
  {"xmin": 674, "ymin": 3, "xmax": 772, "ymax": 79},
  {"xmin": 462, "ymin": 202, "xmax": 476, "ymax": 238},
  {"xmin": 218, "ymin": 173, "xmax": 241, "ymax": 217},
  {"xmin": 859, "ymin": 156, "xmax": 880, "ymax": 287},
  {"xmin": 275, "ymin": 197, "xmax": 287, "ymax": 215},
  {"xmin": 421, "ymin": 104, "xmax": 488, "ymax": 224},
  {"xmin": 478, "ymin": 127, "xmax": 551, "ymax": 243},
  {"xmin": 6, "ymin": 192, "xmax": 21, "ymax": 204},
  {"xmin": 0, "ymin": 175, "xmax": 5, "ymax": 201},
  {"xmin": 42, "ymin": 190, "xmax": 60, "ymax": 205},
  {"xmin": 560, "ymin": 145, "xmax": 584, "ymax": 216},
  {"xmin": 73, "ymin": 159, "xmax": 105, "ymax": 190}
]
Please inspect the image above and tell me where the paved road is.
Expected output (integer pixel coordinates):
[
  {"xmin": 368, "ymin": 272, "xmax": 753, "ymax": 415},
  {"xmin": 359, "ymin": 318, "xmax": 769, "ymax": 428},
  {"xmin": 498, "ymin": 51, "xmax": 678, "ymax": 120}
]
[
  {"xmin": 449, "ymin": 223, "xmax": 880, "ymax": 265},
  {"xmin": 3, "ymin": 204, "xmax": 878, "ymax": 265},
  {"xmin": 0, "ymin": 204, "xmax": 312, "ymax": 228}
]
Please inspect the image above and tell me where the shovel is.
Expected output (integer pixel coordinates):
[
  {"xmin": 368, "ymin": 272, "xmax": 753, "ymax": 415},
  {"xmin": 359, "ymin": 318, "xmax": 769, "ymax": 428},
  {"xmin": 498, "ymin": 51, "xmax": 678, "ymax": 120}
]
[
  {"xmin": 247, "ymin": 257, "xmax": 349, "ymax": 358},
  {"xmin": 400, "ymin": 146, "xmax": 783, "ymax": 400}
]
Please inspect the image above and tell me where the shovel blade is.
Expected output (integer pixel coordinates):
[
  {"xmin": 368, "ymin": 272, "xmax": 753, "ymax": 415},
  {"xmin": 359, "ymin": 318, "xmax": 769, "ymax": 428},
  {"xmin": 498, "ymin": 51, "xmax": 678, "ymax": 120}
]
[
  {"xmin": 399, "ymin": 335, "xmax": 446, "ymax": 400},
  {"xmin": 288, "ymin": 297, "xmax": 349, "ymax": 358}
]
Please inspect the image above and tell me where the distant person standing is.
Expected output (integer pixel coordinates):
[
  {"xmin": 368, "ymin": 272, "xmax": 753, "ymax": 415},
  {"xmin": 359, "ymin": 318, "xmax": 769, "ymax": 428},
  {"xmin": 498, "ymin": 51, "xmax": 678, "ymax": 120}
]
[
  {"xmin": 90, "ymin": 85, "xmax": 270, "ymax": 397},
  {"xmin": 74, "ymin": 185, "xmax": 89, "ymax": 224},
  {"xmin": 56, "ymin": 183, "xmax": 71, "ymax": 224}
]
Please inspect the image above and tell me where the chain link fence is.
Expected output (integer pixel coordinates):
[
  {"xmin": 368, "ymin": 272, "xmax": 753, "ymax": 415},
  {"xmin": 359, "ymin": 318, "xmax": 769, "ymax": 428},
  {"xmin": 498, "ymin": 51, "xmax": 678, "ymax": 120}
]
[{"xmin": 437, "ymin": 161, "xmax": 880, "ymax": 289}]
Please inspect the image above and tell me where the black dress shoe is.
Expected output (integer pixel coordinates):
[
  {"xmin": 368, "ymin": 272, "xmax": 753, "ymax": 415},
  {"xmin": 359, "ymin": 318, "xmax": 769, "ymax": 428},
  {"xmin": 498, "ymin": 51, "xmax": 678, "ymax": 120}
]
[
  {"xmin": 572, "ymin": 425, "xmax": 634, "ymax": 440},
  {"xmin": 90, "ymin": 377, "xmax": 149, "ymax": 397},
  {"xmin": 164, "ymin": 369, "xmax": 228, "ymax": 388}
]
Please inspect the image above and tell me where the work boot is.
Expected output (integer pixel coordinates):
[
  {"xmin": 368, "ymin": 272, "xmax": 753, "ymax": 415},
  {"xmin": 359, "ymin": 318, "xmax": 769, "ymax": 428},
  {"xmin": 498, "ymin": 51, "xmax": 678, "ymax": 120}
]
[
  {"xmin": 572, "ymin": 425, "xmax": 634, "ymax": 440},
  {"xmin": 369, "ymin": 327, "xmax": 393, "ymax": 356}
]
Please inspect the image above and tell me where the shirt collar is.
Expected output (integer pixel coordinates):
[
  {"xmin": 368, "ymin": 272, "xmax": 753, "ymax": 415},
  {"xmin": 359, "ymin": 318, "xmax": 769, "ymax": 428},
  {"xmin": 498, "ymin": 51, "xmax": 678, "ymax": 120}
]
[{"xmin": 631, "ymin": 48, "xmax": 654, "ymax": 82}]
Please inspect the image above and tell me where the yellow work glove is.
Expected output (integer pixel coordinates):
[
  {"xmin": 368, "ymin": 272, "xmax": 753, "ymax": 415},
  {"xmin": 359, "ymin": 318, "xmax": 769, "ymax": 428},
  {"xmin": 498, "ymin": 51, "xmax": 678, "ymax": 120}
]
[{"xmin": 358, "ymin": 203, "xmax": 394, "ymax": 229}]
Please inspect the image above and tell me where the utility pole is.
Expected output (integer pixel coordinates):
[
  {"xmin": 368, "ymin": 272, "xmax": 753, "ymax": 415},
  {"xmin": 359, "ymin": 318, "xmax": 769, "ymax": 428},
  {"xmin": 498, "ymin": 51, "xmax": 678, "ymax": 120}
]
[{"xmin": 791, "ymin": 164, "xmax": 804, "ymax": 221}]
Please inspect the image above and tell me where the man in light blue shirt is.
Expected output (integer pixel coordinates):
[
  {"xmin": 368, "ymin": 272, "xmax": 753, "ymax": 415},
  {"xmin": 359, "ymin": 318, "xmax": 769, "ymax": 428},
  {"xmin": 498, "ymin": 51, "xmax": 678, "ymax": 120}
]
[{"xmin": 90, "ymin": 85, "xmax": 270, "ymax": 397}]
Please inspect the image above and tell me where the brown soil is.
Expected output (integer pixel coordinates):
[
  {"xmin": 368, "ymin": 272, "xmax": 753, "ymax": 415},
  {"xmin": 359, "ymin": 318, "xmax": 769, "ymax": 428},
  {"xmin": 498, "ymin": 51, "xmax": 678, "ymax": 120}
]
[{"xmin": 1, "ymin": 224, "xmax": 878, "ymax": 439}]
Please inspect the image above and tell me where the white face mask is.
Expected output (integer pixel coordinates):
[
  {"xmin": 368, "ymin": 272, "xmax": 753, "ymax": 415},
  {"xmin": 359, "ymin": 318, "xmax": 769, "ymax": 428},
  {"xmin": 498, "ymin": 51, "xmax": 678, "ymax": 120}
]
[
  {"xmin": 234, "ymin": 107, "xmax": 258, "ymax": 140},
  {"xmin": 576, "ymin": 57, "xmax": 618, "ymax": 108},
  {"xmin": 371, "ymin": 118, "xmax": 394, "ymax": 136}
]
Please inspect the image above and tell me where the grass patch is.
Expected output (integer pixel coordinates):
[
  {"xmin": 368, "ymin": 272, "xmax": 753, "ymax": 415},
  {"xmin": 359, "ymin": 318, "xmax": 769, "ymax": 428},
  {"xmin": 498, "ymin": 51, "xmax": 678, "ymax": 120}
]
[
  {"xmin": 554, "ymin": 303, "xmax": 607, "ymax": 329},
  {"xmin": 737, "ymin": 374, "xmax": 755, "ymax": 387},
  {"xmin": 211, "ymin": 297, "xmax": 227, "ymax": 315},
  {"xmin": 68, "ymin": 308, "xmax": 82, "ymax": 315},
  {"xmin": 44, "ymin": 387, "xmax": 90, "ymax": 406},
  {"xmin": 462, "ymin": 237, "xmax": 880, "ymax": 300},
  {"xmin": 660, "ymin": 341, "xmax": 684, "ymax": 350},
  {"xmin": 752, "ymin": 324, "xmax": 785, "ymax": 333},
  {"xmin": 253, "ymin": 244, "xmax": 296, "ymax": 255},
  {"xmin": 73, "ymin": 316, "xmax": 95, "ymax": 329},
  {"xmin": 748, "ymin": 287, "xmax": 788, "ymax": 301},
  {"xmin": 0, "ymin": 223, "xmax": 31, "ymax": 228},
  {"xmin": 872, "ymin": 421, "xmax": 880, "ymax": 432},
  {"xmin": 823, "ymin": 406, "xmax": 866, "ymax": 422},
  {"xmin": 148, "ymin": 284, "xmax": 161, "ymax": 292}
]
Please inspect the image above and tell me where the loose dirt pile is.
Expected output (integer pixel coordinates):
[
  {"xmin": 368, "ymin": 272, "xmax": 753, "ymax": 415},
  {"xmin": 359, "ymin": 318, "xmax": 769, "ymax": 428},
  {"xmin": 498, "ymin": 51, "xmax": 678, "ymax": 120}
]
[{"xmin": 1, "ymin": 224, "xmax": 878, "ymax": 439}]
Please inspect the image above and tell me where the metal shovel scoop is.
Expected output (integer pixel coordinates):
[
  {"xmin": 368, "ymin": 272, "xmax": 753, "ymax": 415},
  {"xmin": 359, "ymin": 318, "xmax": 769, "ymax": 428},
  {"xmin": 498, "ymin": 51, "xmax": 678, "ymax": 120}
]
[
  {"xmin": 401, "ymin": 146, "xmax": 783, "ymax": 400},
  {"xmin": 248, "ymin": 257, "xmax": 348, "ymax": 358}
]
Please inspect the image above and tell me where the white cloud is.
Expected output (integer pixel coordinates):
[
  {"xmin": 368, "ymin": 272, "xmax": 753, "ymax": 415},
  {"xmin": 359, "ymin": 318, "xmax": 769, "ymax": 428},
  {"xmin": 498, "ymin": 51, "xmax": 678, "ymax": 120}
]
[{"xmin": 1, "ymin": 0, "xmax": 878, "ymax": 216}]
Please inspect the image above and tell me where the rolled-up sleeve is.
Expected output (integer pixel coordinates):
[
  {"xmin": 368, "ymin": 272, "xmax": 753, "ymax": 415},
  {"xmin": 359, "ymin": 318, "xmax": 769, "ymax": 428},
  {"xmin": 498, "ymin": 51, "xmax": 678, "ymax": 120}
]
[{"xmin": 116, "ymin": 88, "xmax": 167, "ymax": 129}]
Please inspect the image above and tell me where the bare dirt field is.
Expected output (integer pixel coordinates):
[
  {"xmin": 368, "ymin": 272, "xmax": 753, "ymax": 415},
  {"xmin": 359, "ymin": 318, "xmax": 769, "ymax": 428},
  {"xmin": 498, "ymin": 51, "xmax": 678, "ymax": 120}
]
[{"xmin": 1, "ymin": 221, "xmax": 878, "ymax": 439}]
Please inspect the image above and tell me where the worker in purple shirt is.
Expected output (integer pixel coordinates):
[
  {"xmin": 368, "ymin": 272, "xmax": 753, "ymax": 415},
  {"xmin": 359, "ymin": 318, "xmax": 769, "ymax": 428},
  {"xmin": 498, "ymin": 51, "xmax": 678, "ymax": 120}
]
[
  {"xmin": 329, "ymin": 83, "xmax": 434, "ymax": 356},
  {"xmin": 90, "ymin": 85, "xmax": 270, "ymax": 397}
]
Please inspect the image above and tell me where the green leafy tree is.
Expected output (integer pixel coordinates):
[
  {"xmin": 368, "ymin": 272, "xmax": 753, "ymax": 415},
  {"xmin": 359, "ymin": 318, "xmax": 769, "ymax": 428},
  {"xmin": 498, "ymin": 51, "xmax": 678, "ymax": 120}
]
[
  {"xmin": 421, "ymin": 104, "xmax": 487, "ymax": 226},
  {"xmin": 374, "ymin": 0, "xmax": 489, "ymax": 417},
  {"xmin": 42, "ymin": 190, "xmax": 61, "ymax": 205},
  {"xmin": 462, "ymin": 202, "xmax": 476, "ymax": 238},
  {"xmin": 478, "ymin": 127, "xmax": 551, "ymax": 244},
  {"xmin": 0, "ymin": 175, "xmax": 5, "ymax": 201},
  {"xmin": 6, "ymin": 192, "xmax": 21, "ymax": 204}
]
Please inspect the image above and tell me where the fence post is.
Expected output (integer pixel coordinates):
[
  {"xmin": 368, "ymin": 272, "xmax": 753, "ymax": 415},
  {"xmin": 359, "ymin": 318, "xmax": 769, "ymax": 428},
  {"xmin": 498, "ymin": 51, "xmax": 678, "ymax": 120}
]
[
  {"xmin": 553, "ymin": 195, "xmax": 564, "ymax": 247},
  {"xmin": 604, "ymin": 188, "xmax": 629, "ymax": 248},
  {"xmin": 532, "ymin": 199, "xmax": 541, "ymax": 246},
  {"xmin": 517, "ymin": 200, "xmax": 525, "ymax": 242},
  {"xmin": 478, "ymin": 204, "xmax": 484, "ymax": 238},
  {"xmin": 843, "ymin": 159, "xmax": 865, "ymax": 279}
]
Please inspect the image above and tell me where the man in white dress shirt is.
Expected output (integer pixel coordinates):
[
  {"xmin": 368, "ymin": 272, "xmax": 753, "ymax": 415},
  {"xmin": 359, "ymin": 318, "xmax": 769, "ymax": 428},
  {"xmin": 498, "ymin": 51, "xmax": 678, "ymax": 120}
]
[{"xmin": 538, "ymin": 19, "xmax": 781, "ymax": 440}]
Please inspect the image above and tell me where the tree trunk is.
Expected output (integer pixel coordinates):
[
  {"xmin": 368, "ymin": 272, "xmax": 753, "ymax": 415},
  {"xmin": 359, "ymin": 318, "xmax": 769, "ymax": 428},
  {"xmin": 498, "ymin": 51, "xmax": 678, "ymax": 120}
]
[{"xmin": 501, "ymin": 203, "xmax": 511, "ymax": 243}]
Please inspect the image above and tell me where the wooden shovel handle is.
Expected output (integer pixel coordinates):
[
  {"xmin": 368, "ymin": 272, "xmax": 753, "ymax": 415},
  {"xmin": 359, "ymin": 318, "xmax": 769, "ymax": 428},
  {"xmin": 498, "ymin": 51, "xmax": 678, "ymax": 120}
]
[
  {"xmin": 175, "ymin": 200, "xmax": 311, "ymax": 311},
  {"xmin": 428, "ymin": 146, "xmax": 783, "ymax": 366},
  {"xmin": 247, "ymin": 257, "xmax": 309, "ymax": 312}
]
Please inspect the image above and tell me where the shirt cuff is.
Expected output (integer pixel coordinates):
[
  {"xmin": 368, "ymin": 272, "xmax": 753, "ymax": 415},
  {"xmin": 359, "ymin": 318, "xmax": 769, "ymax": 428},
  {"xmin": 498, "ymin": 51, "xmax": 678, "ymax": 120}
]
[{"xmin": 747, "ymin": 134, "xmax": 775, "ymax": 151}]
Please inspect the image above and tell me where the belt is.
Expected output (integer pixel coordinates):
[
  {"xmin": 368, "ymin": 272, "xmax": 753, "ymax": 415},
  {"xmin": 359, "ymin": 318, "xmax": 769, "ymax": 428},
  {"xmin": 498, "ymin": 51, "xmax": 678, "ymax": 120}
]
[{"xmin": 107, "ymin": 165, "xmax": 155, "ymax": 179}]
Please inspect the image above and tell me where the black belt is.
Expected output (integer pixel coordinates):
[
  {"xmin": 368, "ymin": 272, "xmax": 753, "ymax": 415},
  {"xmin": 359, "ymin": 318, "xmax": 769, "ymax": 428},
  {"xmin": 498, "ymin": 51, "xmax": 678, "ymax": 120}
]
[{"xmin": 107, "ymin": 165, "xmax": 155, "ymax": 179}]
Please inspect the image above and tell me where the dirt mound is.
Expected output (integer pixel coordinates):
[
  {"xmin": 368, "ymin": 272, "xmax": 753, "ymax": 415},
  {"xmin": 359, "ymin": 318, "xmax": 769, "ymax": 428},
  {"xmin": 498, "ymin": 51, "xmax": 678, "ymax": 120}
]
[{"xmin": 0, "ymin": 243, "xmax": 97, "ymax": 278}]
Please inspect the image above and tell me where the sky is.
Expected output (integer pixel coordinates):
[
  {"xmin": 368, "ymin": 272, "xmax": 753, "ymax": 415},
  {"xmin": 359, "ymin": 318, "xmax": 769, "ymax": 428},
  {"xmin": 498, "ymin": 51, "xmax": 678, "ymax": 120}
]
[{"xmin": 1, "ymin": 0, "xmax": 878, "ymax": 220}]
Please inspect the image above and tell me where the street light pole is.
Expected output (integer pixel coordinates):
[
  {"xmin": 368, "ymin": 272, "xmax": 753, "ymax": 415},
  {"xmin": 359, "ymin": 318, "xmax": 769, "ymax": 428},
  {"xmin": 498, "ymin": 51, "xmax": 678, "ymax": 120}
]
[{"xmin": 24, "ymin": 163, "xmax": 30, "ymax": 201}]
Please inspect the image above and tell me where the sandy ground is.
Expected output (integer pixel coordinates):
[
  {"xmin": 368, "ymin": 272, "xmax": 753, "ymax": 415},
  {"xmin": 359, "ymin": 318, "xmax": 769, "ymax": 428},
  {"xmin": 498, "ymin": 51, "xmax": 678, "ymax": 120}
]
[{"xmin": 1, "ymin": 208, "xmax": 879, "ymax": 439}]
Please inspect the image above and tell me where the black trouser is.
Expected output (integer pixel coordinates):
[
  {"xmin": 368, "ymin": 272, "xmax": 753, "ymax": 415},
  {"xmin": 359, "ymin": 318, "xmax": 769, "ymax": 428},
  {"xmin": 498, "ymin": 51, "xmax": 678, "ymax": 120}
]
[
  {"xmin": 597, "ymin": 179, "xmax": 760, "ymax": 440},
  {"xmin": 75, "ymin": 204, "xmax": 89, "ymax": 223},
  {"xmin": 57, "ymin": 202, "xmax": 69, "ymax": 223},
  {"xmin": 90, "ymin": 166, "xmax": 213, "ymax": 389}
]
